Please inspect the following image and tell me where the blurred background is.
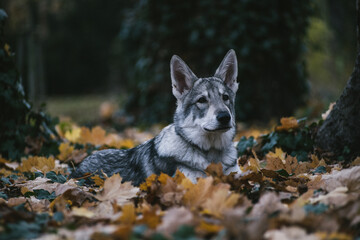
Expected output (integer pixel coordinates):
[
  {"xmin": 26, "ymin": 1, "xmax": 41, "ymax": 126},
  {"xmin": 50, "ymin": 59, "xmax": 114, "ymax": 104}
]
[{"xmin": 0, "ymin": 0, "xmax": 357, "ymax": 127}]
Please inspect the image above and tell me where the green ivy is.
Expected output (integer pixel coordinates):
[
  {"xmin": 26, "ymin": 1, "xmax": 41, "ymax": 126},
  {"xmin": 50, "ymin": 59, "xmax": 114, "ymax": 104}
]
[{"xmin": 0, "ymin": 9, "xmax": 59, "ymax": 161}]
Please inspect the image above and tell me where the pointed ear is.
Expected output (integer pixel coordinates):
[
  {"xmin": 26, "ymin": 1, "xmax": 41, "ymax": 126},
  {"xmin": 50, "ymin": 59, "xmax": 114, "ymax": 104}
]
[
  {"xmin": 214, "ymin": 49, "xmax": 238, "ymax": 93},
  {"xmin": 170, "ymin": 55, "xmax": 197, "ymax": 99}
]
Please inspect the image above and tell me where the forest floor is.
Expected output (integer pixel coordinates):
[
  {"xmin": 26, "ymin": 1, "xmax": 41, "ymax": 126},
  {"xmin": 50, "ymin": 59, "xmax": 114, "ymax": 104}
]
[{"xmin": 0, "ymin": 104, "xmax": 359, "ymax": 239}]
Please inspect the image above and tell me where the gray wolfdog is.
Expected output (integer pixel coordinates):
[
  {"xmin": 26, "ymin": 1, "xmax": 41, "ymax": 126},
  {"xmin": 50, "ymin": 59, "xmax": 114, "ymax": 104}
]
[{"xmin": 70, "ymin": 50, "xmax": 241, "ymax": 185}]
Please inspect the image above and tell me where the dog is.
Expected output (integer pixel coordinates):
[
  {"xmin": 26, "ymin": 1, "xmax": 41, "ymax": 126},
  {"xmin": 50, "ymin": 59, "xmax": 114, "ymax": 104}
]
[{"xmin": 70, "ymin": 49, "xmax": 241, "ymax": 186}]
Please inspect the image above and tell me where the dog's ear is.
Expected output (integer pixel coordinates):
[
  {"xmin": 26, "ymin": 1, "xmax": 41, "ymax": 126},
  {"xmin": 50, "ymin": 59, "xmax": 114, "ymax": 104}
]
[
  {"xmin": 170, "ymin": 55, "xmax": 197, "ymax": 99},
  {"xmin": 214, "ymin": 49, "xmax": 238, "ymax": 93}
]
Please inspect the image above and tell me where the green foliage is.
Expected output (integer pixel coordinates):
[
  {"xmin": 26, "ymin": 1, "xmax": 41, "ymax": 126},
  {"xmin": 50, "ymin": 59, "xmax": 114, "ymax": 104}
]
[
  {"xmin": 45, "ymin": 171, "xmax": 67, "ymax": 184},
  {"xmin": 237, "ymin": 136, "xmax": 256, "ymax": 155},
  {"xmin": 0, "ymin": 10, "xmax": 58, "ymax": 161},
  {"xmin": 118, "ymin": 0, "xmax": 313, "ymax": 124},
  {"xmin": 259, "ymin": 120, "xmax": 317, "ymax": 161},
  {"xmin": 237, "ymin": 119, "xmax": 318, "ymax": 161},
  {"xmin": 1, "ymin": 212, "xmax": 50, "ymax": 240}
]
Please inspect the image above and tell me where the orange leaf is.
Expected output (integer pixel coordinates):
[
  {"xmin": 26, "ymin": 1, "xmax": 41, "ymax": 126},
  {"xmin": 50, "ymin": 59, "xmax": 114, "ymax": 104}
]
[
  {"xmin": 119, "ymin": 203, "xmax": 136, "ymax": 224},
  {"xmin": 275, "ymin": 117, "xmax": 299, "ymax": 131}
]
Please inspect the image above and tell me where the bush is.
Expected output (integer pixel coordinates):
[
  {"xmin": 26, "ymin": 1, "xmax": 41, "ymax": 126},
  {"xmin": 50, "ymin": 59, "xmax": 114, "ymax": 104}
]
[
  {"xmin": 0, "ymin": 10, "xmax": 58, "ymax": 160},
  {"xmin": 117, "ymin": 0, "xmax": 313, "ymax": 124}
]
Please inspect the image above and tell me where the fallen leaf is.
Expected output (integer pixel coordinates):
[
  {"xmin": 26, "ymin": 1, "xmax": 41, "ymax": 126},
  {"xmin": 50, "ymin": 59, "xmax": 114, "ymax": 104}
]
[
  {"xmin": 139, "ymin": 174, "xmax": 157, "ymax": 191},
  {"xmin": 17, "ymin": 156, "xmax": 56, "ymax": 174},
  {"xmin": 137, "ymin": 207, "xmax": 161, "ymax": 229},
  {"xmin": 251, "ymin": 192, "xmax": 287, "ymax": 217},
  {"xmin": 309, "ymin": 187, "xmax": 352, "ymax": 208},
  {"xmin": 202, "ymin": 188, "xmax": 240, "ymax": 218},
  {"xmin": 240, "ymin": 157, "xmax": 261, "ymax": 172},
  {"xmin": 182, "ymin": 177, "xmax": 218, "ymax": 208},
  {"xmin": 320, "ymin": 166, "xmax": 360, "ymax": 193},
  {"xmin": 118, "ymin": 203, "xmax": 136, "ymax": 224},
  {"xmin": 72, "ymin": 207, "xmax": 95, "ymax": 218},
  {"xmin": 96, "ymin": 174, "xmax": 139, "ymax": 205},
  {"xmin": 196, "ymin": 220, "xmax": 223, "ymax": 234},
  {"xmin": 57, "ymin": 142, "xmax": 74, "ymax": 161},
  {"xmin": 157, "ymin": 207, "xmax": 194, "ymax": 236},
  {"xmin": 264, "ymin": 226, "xmax": 319, "ymax": 240},
  {"xmin": 275, "ymin": 117, "xmax": 299, "ymax": 131},
  {"xmin": 91, "ymin": 175, "xmax": 105, "ymax": 187},
  {"xmin": 64, "ymin": 127, "xmax": 81, "ymax": 143}
]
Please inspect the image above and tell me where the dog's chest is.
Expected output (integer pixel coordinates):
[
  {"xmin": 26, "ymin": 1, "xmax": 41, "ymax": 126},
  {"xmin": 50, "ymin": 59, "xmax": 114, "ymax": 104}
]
[{"xmin": 156, "ymin": 125, "xmax": 235, "ymax": 169}]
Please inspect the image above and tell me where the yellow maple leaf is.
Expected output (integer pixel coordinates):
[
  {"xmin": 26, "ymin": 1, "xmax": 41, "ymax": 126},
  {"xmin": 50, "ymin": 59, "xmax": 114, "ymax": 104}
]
[
  {"xmin": 112, "ymin": 225, "xmax": 133, "ymax": 239},
  {"xmin": 240, "ymin": 157, "xmax": 261, "ymax": 172},
  {"xmin": 275, "ymin": 117, "xmax": 299, "ymax": 131},
  {"xmin": 108, "ymin": 139, "xmax": 135, "ymax": 149},
  {"xmin": 196, "ymin": 221, "xmax": 223, "ymax": 234},
  {"xmin": 202, "ymin": 188, "xmax": 240, "ymax": 218},
  {"xmin": 21, "ymin": 187, "xmax": 29, "ymax": 195},
  {"xmin": 316, "ymin": 232, "xmax": 352, "ymax": 240},
  {"xmin": 64, "ymin": 127, "xmax": 81, "ymax": 143},
  {"xmin": 91, "ymin": 175, "xmax": 105, "ymax": 187},
  {"xmin": 138, "ymin": 208, "xmax": 161, "ymax": 229},
  {"xmin": 17, "ymin": 156, "xmax": 55, "ymax": 174},
  {"xmin": 57, "ymin": 142, "xmax": 74, "ymax": 161},
  {"xmin": 118, "ymin": 203, "xmax": 136, "ymax": 224},
  {"xmin": 182, "ymin": 177, "xmax": 225, "ymax": 209},
  {"xmin": 158, "ymin": 173, "xmax": 172, "ymax": 185},
  {"xmin": 139, "ymin": 174, "xmax": 158, "ymax": 191},
  {"xmin": 270, "ymin": 148, "xmax": 286, "ymax": 162},
  {"xmin": 173, "ymin": 169, "xmax": 186, "ymax": 184}
]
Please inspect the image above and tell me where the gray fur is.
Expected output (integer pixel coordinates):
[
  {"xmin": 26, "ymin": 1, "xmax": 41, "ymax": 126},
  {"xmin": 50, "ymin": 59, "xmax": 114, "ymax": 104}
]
[{"xmin": 70, "ymin": 50, "xmax": 241, "ymax": 185}]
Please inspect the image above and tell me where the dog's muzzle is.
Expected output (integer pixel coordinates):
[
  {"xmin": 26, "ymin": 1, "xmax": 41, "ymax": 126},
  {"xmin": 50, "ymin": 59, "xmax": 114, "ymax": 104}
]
[{"xmin": 217, "ymin": 111, "xmax": 231, "ymax": 125}]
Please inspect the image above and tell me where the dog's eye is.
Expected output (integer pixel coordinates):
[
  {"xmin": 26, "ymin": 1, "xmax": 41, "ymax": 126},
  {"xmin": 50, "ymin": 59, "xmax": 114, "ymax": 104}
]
[
  {"xmin": 197, "ymin": 97, "xmax": 207, "ymax": 104},
  {"xmin": 222, "ymin": 94, "xmax": 229, "ymax": 101}
]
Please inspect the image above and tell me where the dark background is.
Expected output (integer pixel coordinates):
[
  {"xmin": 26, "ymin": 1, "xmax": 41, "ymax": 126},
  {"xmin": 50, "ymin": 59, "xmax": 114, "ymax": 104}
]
[{"xmin": 0, "ymin": 0, "xmax": 357, "ymax": 125}]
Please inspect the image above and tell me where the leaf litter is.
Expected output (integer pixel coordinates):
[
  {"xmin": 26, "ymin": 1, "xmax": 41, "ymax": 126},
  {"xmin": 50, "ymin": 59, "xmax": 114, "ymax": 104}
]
[{"xmin": 0, "ymin": 118, "xmax": 359, "ymax": 239}]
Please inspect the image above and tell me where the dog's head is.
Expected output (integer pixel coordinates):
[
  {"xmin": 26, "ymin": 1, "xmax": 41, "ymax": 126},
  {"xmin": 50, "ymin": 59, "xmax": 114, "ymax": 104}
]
[{"xmin": 171, "ymin": 50, "xmax": 238, "ymax": 150}]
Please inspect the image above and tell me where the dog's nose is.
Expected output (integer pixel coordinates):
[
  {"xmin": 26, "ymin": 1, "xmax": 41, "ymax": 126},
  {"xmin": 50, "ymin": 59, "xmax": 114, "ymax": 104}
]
[{"xmin": 217, "ymin": 111, "xmax": 231, "ymax": 125}]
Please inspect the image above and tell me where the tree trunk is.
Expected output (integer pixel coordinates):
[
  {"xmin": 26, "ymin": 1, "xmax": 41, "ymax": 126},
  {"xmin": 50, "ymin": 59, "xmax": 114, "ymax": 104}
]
[
  {"xmin": 315, "ymin": 51, "xmax": 360, "ymax": 158},
  {"xmin": 315, "ymin": 0, "xmax": 360, "ymax": 159}
]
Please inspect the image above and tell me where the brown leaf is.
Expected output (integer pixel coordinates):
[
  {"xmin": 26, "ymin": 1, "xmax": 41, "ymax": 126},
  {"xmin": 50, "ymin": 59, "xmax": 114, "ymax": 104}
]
[
  {"xmin": 158, "ymin": 176, "xmax": 185, "ymax": 207},
  {"xmin": 251, "ymin": 192, "xmax": 287, "ymax": 217},
  {"xmin": 157, "ymin": 207, "xmax": 194, "ymax": 236},
  {"xmin": 96, "ymin": 174, "xmax": 139, "ymax": 205},
  {"xmin": 321, "ymin": 166, "xmax": 360, "ymax": 193}
]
